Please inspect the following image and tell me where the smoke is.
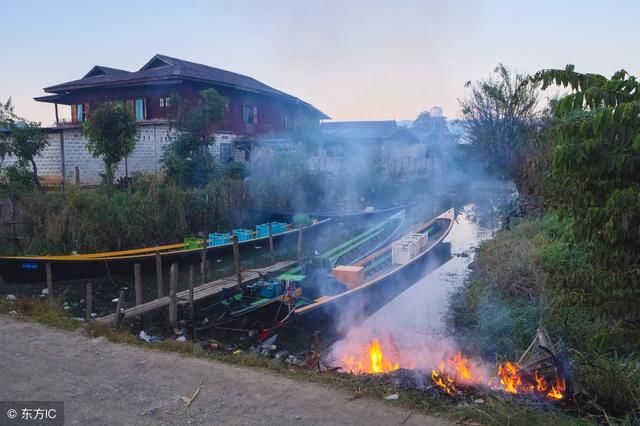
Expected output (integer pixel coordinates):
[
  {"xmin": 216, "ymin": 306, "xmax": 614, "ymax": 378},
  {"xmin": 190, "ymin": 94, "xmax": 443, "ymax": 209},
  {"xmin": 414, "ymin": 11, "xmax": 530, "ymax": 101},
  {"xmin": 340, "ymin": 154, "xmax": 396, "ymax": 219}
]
[{"xmin": 243, "ymin": 116, "xmax": 518, "ymax": 379}]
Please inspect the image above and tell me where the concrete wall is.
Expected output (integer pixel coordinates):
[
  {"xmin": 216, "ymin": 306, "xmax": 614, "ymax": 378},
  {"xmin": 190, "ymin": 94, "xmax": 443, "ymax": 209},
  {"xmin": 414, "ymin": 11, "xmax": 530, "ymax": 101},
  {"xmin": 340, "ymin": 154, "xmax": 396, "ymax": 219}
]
[{"xmin": 6, "ymin": 124, "xmax": 246, "ymax": 186}]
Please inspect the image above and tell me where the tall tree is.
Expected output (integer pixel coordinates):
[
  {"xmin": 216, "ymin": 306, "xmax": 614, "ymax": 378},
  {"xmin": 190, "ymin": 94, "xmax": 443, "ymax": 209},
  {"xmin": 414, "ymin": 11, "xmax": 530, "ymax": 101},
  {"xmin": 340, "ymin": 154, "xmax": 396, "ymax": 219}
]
[
  {"xmin": 162, "ymin": 88, "xmax": 226, "ymax": 187},
  {"xmin": 460, "ymin": 64, "xmax": 542, "ymax": 194},
  {"xmin": 83, "ymin": 102, "xmax": 139, "ymax": 196},
  {"xmin": 532, "ymin": 65, "xmax": 640, "ymax": 322}
]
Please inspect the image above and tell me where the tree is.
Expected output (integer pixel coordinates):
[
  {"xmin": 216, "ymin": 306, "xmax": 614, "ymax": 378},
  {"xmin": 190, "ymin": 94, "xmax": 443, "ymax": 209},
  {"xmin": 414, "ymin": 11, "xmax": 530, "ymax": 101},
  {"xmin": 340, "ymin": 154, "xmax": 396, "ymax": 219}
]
[
  {"xmin": 9, "ymin": 122, "xmax": 47, "ymax": 189},
  {"xmin": 460, "ymin": 64, "xmax": 542, "ymax": 194},
  {"xmin": 162, "ymin": 88, "xmax": 226, "ymax": 187},
  {"xmin": 83, "ymin": 102, "xmax": 139, "ymax": 196},
  {"xmin": 0, "ymin": 98, "xmax": 47, "ymax": 190},
  {"xmin": 532, "ymin": 65, "xmax": 640, "ymax": 322}
]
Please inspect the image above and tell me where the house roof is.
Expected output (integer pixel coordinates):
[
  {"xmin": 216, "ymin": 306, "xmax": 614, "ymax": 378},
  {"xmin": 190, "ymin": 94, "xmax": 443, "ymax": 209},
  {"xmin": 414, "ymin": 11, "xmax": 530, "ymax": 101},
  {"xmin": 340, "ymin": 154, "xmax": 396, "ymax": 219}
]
[
  {"xmin": 321, "ymin": 120, "xmax": 419, "ymax": 143},
  {"xmin": 38, "ymin": 54, "xmax": 328, "ymax": 118}
]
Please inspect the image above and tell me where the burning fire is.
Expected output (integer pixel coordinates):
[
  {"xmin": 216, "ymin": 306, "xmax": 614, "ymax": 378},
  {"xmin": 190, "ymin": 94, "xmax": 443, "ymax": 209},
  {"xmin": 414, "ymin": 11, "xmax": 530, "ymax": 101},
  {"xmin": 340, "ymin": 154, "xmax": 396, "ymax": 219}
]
[
  {"xmin": 340, "ymin": 338, "xmax": 566, "ymax": 401},
  {"xmin": 342, "ymin": 338, "xmax": 399, "ymax": 374}
]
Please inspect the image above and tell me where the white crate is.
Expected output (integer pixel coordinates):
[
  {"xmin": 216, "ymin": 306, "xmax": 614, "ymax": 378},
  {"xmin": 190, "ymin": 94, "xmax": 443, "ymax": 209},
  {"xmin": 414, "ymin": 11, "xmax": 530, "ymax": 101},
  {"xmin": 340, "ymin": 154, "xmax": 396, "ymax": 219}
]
[{"xmin": 391, "ymin": 232, "xmax": 428, "ymax": 264}]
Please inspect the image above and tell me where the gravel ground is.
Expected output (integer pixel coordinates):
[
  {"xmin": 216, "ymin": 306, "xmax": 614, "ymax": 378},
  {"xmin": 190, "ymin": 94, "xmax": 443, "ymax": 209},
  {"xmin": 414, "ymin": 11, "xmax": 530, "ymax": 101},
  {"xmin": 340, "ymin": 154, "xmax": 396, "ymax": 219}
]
[{"xmin": 0, "ymin": 318, "xmax": 450, "ymax": 425}]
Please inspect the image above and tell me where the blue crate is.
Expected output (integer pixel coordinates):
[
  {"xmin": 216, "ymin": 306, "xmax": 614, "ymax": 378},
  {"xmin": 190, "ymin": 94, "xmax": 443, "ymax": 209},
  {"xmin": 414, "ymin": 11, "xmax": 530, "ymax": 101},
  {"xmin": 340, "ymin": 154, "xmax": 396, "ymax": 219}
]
[
  {"xmin": 208, "ymin": 233, "xmax": 231, "ymax": 246},
  {"xmin": 256, "ymin": 222, "xmax": 289, "ymax": 238},
  {"xmin": 233, "ymin": 229, "xmax": 254, "ymax": 242},
  {"xmin": 272, "ymin": 222, "xmax": 288, "ymax": 234}
]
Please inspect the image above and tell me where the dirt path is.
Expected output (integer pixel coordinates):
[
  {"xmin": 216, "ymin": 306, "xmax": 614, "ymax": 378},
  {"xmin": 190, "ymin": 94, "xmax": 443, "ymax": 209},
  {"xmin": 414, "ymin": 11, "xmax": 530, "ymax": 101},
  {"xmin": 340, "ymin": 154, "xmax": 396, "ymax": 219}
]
[{"xmin": 0, "ymin": 318, "xmax": 450, "ymax": 425}]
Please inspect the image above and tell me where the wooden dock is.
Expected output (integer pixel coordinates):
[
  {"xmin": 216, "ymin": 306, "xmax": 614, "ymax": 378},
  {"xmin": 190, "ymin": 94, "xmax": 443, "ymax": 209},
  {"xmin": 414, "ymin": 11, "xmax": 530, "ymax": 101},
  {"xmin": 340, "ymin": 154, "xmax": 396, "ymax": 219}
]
[{"xmin": 96, "ymin": 260, "xmax": 295, "ymax": 324}]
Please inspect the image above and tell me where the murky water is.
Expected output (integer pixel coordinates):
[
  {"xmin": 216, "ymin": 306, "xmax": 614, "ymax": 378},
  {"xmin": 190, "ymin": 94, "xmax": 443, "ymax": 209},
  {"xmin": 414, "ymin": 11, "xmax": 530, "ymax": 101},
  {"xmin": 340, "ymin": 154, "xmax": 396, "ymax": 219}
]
[{"xmin": 328, "ymin": 179, "xmax": 516, "ymax": 359}]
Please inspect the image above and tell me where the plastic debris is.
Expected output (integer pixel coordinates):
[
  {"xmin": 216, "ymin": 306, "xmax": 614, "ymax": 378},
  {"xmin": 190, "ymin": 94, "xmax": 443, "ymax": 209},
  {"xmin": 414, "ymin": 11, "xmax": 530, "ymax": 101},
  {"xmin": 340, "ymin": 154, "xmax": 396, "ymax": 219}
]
[
  {"xmin": 6, "ymin": 294, "xmax": 17, "ymax": 302},
  {"xmin": 261, "ymin": 333, "xmax": 278, "ymax": 347},
  {"xmin": 176, "ymin": 336, "xmax": 187, "ymax": 342},
  {"xmin": 138, "ymin": 330, "xmax": 163, "ymax": 343},
  {"xmin": 41, "ymin": 289, "xmax": 49, "ymax": 296},
  {"xmin": 384, "ymin": 393, "xmax": 399, "ymax": 400},
  {"xmin": 8, "ymin": 310, "xmax": 17, "ymax": 315},
  {"xmin": 111, "ymin": 298, "xmax": 119, "ymax": 303}
]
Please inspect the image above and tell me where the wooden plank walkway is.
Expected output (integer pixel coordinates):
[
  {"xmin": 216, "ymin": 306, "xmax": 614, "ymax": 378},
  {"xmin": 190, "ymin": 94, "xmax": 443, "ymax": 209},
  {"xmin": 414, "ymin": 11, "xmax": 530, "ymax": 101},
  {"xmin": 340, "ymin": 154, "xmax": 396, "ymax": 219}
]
[{"xmin": 96, "ymin": 260, "xmax": 296, "ymax": 324}]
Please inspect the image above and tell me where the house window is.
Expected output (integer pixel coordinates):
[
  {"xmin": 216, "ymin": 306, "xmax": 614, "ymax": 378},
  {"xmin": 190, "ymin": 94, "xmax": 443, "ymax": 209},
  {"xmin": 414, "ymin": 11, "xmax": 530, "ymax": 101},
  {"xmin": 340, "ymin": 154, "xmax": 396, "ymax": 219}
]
[
  {"xmin": 219, "ymin": 143, "xmax": 232, "ymax": 162},
  {"xmin": 135, "ymin": 98, "xmax": 146, "ymax": 121},
  {"xmin": 76, "ymin": 104, "xmax": 84, "ymax": 123},
  {"xmin": 159, "ymin": 97, "xmax": 171, "ymax": 108},
  {"xmin": 242, "ymin": 105, "xmax": 258, "ymax": 124}
]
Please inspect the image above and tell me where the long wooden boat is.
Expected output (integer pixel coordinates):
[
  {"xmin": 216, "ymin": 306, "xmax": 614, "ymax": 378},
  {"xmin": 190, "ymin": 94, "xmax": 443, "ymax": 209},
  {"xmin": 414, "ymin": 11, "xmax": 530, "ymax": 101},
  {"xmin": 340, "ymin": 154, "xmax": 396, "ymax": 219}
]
[
  {"xmin": 0, "ymin": 218, "xmax": 332, "ymax": 283},
  {"xmin": 194, "ymin": 211, "xmax": 406, "ymax": 328},
  {"xmin": 276, "ymin": 208, "xmax": 455, "ymax": 332},
  {"xmin": 250, "ymin": 202, "xmax": 416, "ymax": 223}
]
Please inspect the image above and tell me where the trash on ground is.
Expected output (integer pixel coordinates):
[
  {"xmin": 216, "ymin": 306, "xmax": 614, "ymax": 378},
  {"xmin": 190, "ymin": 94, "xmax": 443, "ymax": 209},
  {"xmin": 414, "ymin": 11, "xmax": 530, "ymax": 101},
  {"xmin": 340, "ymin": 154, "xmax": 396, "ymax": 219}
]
[
  {"xmin": 138, "ymin": 330, "xmax": 163, "ymax": 343},
  {"xmin": 384, "ymin": 393, "xmax": 399, "ymax": 400}
]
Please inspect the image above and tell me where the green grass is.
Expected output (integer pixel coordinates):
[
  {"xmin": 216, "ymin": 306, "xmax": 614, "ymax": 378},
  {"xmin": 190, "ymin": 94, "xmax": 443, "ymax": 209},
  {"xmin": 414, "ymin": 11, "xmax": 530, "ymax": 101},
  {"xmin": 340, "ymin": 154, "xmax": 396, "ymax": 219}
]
[{"xmin": 1, "ymin": 296, "xmax": 592, "ymax": 425}]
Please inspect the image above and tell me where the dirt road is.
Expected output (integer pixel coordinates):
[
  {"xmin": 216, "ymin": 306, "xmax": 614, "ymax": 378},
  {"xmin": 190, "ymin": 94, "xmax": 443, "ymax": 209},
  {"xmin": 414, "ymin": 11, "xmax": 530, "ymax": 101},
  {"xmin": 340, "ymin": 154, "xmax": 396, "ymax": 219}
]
[{"xmin": 0, "ymin": 318, "xmax": 450, "ymax": 425}]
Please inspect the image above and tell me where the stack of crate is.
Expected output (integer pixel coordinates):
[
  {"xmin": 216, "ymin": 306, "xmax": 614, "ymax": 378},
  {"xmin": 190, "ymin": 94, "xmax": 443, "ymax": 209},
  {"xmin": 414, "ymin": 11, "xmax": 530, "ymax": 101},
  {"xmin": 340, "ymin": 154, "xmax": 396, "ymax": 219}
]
[
  {"xmin": 391, "ymin": 232, "xmax": 428, "ymax": 265},
  {"xmin": 233, "ymin": 229, "xmax": 254, "ymax": 242},
  {"xmin": 208, "ymin": 233, "xmax": 231, "ymax": 246},
  {"xmin": 255, "ymin": 222, "xmax": 288, "ymax": 238}
]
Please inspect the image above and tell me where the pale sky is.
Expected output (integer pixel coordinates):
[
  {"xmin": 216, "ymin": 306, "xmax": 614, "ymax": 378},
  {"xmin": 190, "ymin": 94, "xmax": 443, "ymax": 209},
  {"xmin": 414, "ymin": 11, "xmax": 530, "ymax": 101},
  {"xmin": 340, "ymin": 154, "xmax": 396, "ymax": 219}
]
[{"xmin": 3, "ymin": 0, "xmax": 639, "ymax": 126}]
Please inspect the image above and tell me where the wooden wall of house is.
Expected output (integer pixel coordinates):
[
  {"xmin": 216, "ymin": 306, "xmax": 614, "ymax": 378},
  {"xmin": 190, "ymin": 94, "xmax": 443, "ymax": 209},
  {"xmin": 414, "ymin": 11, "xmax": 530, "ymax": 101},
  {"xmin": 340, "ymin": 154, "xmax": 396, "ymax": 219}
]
[{"xmin": 59, "ymin": 81, "xmax": 311, "ymax": 137}]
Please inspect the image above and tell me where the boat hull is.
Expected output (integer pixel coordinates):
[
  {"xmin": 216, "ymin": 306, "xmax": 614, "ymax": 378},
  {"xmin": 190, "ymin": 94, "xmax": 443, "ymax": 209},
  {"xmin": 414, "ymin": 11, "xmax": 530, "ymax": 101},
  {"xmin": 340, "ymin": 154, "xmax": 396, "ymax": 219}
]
[
  {"xmin": 0, "ymin": 219, "xmax": 331, "ymax": 283},
  {"xmin": 286, "ymin": 209, "xmax": 455, "ymax": 339}
]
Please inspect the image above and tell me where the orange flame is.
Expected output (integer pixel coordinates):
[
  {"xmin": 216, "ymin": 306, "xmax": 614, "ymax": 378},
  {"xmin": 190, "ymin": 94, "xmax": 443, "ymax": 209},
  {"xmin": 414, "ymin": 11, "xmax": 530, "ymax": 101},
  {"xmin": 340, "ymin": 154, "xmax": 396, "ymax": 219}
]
[
  {"xmin": 430, "ymin": 355, "xmax": 565, "ymax": 400},
  {"xmin": 340, "ymin": 338, "xmax": 566, "ymax": 401},
  {"xmin": 342, "ymin": 338, "xmax": 399, "ymax": 374}
]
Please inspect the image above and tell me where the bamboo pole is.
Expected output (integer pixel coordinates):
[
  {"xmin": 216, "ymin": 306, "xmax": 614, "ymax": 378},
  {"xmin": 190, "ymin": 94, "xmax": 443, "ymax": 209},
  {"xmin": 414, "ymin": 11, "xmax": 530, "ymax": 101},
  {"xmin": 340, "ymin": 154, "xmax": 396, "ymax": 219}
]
[
  {"xmin": 188, "ymin": 264, "xmax": 195, "ymax": 320},
  {"xmin": 268, "ymin": 222, "xmax": 274, "ymax": 261},
  {"xmin": 232, "ymin": 235, "xmax": 242, "ymax": 287},
  {"xmin": 134, "ymin": 263, "xmax": 142, "ymax": 306},
  {"xmin": 169, "ymin": 263, "xmax": 178, "ymax": 328},
  {"xmin": 85, "ymin": 282, "xmax": 93, "ymax": 321},
  {"xmin": 297, "ymin": 225, "xmax": 304, "ymax": 268},
  {"xmin": 155, "ymin": 252, "xmax": 163, "ymax": 298},
  {"xmin": 201, "ymin": 234, "xmax": 208, "ymax": 284},
  {"xmin": 114, "ymin": 289, "xmax": 125, "ymax": 328},
  {"xmin": 45, "ymin": 262, "xmax": 54, "ymax": 304}
]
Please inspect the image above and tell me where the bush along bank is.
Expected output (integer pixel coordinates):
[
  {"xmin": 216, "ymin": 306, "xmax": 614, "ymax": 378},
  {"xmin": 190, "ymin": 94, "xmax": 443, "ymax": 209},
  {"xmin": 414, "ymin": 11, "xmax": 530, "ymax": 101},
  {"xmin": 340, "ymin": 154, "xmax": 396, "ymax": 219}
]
[
  {"xmin": 1, "ymin": 175, "xmax": 249, "ymax": 256},
  {"xmin": 448, "ymin": 214, "xmax": 640, "ymax": 422}
]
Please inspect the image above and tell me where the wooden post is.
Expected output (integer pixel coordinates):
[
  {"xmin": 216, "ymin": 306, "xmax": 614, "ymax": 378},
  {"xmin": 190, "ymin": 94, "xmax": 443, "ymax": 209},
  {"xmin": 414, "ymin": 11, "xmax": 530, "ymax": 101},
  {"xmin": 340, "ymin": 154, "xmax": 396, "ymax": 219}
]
[
  {"xmin": 232, "ymin": 235, "xmax": 242, "ymax": 287},
  {"xmin": 45, "ymin": 262, "xmax": 54, "ymax": 304},
  {"xmin": 297, "ymin": 225, "xmax": 304, "ymax": 268},
  {"xmin": 188, "ymin": 264, "xmax": 195, "ymax": 320},
  {"xmin": 134, "ymin": 263, "xmax": 142, "ymax": 306},
  {"xmin": 85, "ymin": 282, "xmax": 93, "ymax": 321},
  {"xmin": 59, "ymin": 131, "xmax": 65, "ymax": 193},
  {"xmin": 155, "ymin": 252, "xmax": 163, "ymax": 298},
  {"xmin": 74, "ymin": 166, "xmax": 80, "ymax": 185},
  {"xmin": 268, "ymin": 222, "xmax": 274, "ymax": 260},
  {"xmin": 114, "ymin": 289, "xmax": 125, "ymax": 327},
  {"xmin": 169, "ymin": 263, "xmax": 178, "ymax": 328},
  {"xmin": 201, "ymin": 234, "xmax": 208, "ymax": 284}
]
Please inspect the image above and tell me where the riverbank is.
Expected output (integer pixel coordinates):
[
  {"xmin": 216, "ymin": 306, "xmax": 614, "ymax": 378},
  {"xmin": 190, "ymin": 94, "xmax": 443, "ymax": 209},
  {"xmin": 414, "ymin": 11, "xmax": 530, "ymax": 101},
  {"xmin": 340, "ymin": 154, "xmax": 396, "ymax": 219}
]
[
  {"xmin": 1, "ymin": 295, "xmax": 587, "ymax": 425},
  {"xmin": 448, "ymin": 214, "xmax": 640, "ymax": 423},
  {"xmin": 0, "ymin": 317, "xmax": 451, "ymax": 426}
]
